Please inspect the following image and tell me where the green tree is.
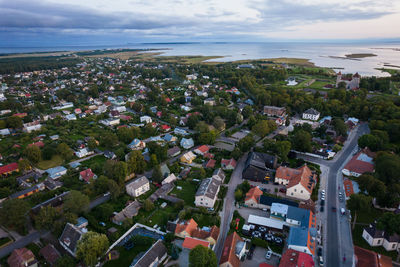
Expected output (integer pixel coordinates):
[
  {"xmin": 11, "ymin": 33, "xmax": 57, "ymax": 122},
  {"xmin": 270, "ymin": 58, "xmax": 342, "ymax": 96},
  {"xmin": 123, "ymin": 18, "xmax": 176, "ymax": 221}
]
[
  {"xmin": 189, "ymin": 245, "xmax": 218, "ymax": 267},
  {"xmin": 213, "ymin": 116, "xmax": 225, "ymax": 131},
  {"xmin": 107, "ymin": 179, "xmax": 122, "ymax": 199},
  {"xmin": 63, "ymin": 190, "xmax": 90, "ymax": 215},
  {"xmin": 198, "ymin": 131, "xmax": 217, "ymax": 145},
  {"xmin": 25, "ymin": 145, "xmax": 42, "ymax": 163},
  {"xmin": 35, "ymin": 206, "xmax": 59, "ymax": 230},
  {"xmin": 55, "ymin": 255, "xmax": 75, "ymax": 267},
  {"xmin": 76, "ymin": 232, "xmax": 109, "ymax": 267},
  {"xmin": 103, "ymin": 160, "xmax": 128, "ymax": 185},
  {"xmin": 377, "ymin": 213, "xmax": 400, "ymax": 235},
  {"xmin": 57, "ymin": 143, "xmax": 73, "ymax": 160},
  {"xmin": 242, "ymin": 105, "xmax": 253, "ymax": 119},
  {"xmin": 234, "ymin": 189, "xmax": 243, "ymax": 202},
  {"xmin": 152, "ymin": 165, "xmax": 163, "ymax": 183},
  {"xmin": 117, "ymin": 127, "xmax": 134, "ymax": 144},
  {"xmin": 347, "ymin": 194, "xmax": 372, "ymax": 230},
  {"xmin": 375, "ymin": 152, "xmax": 400, "ymax": 184},
  {"xmin": 292, "ymin": 130, "xmax": 312, "ymax": 152},
  {"xmin": 275, "ymin": 141, "xmax": 291, "ymax": 161},
  {"xmin": 144, "ymin": 199, "xmax": 155, "ymax": 212},
  {"xmin": 127, "ymin": 150, "xmax": 146, "ymax": 174},
  {"xmin": 6, "ymin": 116, "xmax": 23, "ymax": 129},
  {"xmin": 0, "ymin": 198, "xmax": 30, "ymax": 233},
  {"xmin": 238, "ymin": 135, "xmax": 255, "ymax": 152},
  {"xmin": 87, "ymin": 138, "xmax": 98, "ymax": 150},
  {"xmin": 100, "ymin": 133, "xmax": 119, "ymax": 149},
  {"xmin": 18, "ymin": 159, "xmax": 31, "ymax": 173},
  {"xmin": 252, "ymin": 120, "xmax": 270, "ymax": 137}
]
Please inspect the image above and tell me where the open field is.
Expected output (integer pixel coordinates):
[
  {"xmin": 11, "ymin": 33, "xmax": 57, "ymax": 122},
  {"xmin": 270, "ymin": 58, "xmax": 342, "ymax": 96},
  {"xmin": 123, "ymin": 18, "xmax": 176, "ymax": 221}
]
[
  {"xmin": 37, "ymin": 155, "xmax": 63, "ymax": 170},
  {"xmin": 0, "ymin": 51, "xmax": 74, "ymax": 59}
]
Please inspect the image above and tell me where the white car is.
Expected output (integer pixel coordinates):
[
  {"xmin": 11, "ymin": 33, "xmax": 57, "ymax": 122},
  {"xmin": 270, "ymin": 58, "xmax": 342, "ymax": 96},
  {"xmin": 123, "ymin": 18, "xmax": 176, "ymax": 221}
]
[
  {"xmin": 265, "ymin": 250, "xmax": 272, "ymax": 259},
  {"xmin": 321, "ymin": 190, "xmax": 326, "ymax": 194}
]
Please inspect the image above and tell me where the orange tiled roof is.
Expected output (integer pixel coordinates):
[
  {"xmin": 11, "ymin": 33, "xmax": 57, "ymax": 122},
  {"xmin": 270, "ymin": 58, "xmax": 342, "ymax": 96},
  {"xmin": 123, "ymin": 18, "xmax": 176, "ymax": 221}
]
[
  {"xmin": 245, "ymin": 187, "xmax": 263, "ymax": 202},
  {"xmin": 182, "ymin": 237, "xmax": 210, "ymax": 249},
  {"xmin": 219, "ymin": 232, "xmax": 243, "ymax": 267},
  {"xmin": 175, "ymin": 219, "xmax": 198, "ymax": 236},
  {"xmin": 277, "ymin": 165, "xmax": 316, "ymax": 194},
  {"xmin": 343, "ymin": 179, "xmax": 354, "ymax": 198}
]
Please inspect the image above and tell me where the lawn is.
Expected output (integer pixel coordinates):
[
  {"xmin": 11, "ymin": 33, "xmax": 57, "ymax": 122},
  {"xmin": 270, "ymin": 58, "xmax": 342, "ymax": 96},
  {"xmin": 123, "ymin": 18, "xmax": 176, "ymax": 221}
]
[
  {"xmin": 37, "ymin": 155, "xmax": 63, "ymax": 170},
  {"xmin": 103, "ymin": 238, "xmax": 154, "ymax": 267},
  {"xmin": 170, "ymin": 180, "xmax": 198, "ymax": 206},
  {"xmin": 0, "ymin": 237, "xmax": 12, "ymax": 247},
  {"xmin": 80, "ymin": 155, "xmax": 107, "ymax": 169},
  {"xmin": 147, "ymin": 205, "xmax": 178, "ymax": 228}
]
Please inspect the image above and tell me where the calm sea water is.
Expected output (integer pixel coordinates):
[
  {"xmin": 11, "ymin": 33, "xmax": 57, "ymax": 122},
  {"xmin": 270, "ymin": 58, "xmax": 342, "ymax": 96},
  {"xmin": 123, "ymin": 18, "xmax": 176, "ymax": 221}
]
[{"xmin": 1, "ymin": 42, "xmax": 400, "ymax": 77}]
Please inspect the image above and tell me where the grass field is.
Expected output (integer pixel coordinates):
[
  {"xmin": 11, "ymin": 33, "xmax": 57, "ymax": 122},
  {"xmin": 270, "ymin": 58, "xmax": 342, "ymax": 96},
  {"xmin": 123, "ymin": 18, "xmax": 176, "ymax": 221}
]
[
  {"xmin": 80, "ymin": 155, "xmax": 107, "ymax": 169},
  {"xmin": 37, "ymin": 155, "xmax": 63, "ymax": 170},
  {"xmin": 103, "ymin": 239, "xmax": 154, "ymax": 267},
  {"xmin": 170, "ymin": 180, "xmax": 198, "ymax": 206}
]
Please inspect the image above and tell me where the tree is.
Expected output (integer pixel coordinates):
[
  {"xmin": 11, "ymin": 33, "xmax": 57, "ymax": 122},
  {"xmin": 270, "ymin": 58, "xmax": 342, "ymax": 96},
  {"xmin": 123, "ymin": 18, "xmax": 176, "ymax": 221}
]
[
  {"xmin": 55, "ymin": 255, "xmax": 75, "ymax": 267},
  {"xmin": 198, "ymin": 131, "xmax": 217, "ymax": 145},
  {"xmin": 63, "ymin": 190, "xmax": 90, "ymax": 215},
  {"xmin": 152, "ymin": 165, "xmax": 163, "ymax": 183},
  {"xmin": 252, "ymin": 120, "xmax": 270, "ymax": 137},
  {"xmin": 6, "ymin": 116, "xmax": 23, "ymax": 129},
  {"xmin": 25, "ymin": 145, "xmax": 42, "ymax": 163},
  {"xmin": 87, "ymin": 138, "xmax": 98, "ymax": 150},
  {"xmin": 377, "ymin": 213, "xmax": 400, "ymax": 235},
  {"xmin": 18, "ymin": 159, "xmax": 31, "ymax": 173},
  {"xmin": 238, "ymin": 135, "xmax": 255, "ymax": 152},
  {"xmin": 103, "ymin": 160, "xmax": 128, "ymax": 185},
  {"xmin": 333, "ymin": 118, "xmax": 348, "ymax": 137},
  {"xmin": 213, "ymin": 116, "xmax": 225, "ymax": 131},
  {"xmin": 275, "ymin": 141, "xmax": 291, "ymax": 161},
  {"xmin": 242, "ymin": 105, "xmax": 253, "ymax": 119},
  {"xmin": 76, "ymin": 232, "xmax": 109, "ymax": 267},
  {"xmin": 144, "ymin": 199, "xmax": 155, "ymax": 212},
  {"xmin": 57, "ymin": 143, "xmax": 73, "ymax": 160},
  {"xmin": 117, "ymin": 127, "xmax": 134, "ymax": 144},
  {"xmin": 375, "ymin": 152, "xmax": 400, "ymax": 184},
  {"xmin": 347, "ymin": 194, "xmax": 372, "ymax": 230},
  {"xmin": 35, "ymin": 206, "xmax": 59, "ymax": 230},
  {"xmin": 100, "ymin": 133, "xmax": 119, "ymax": 149},
  {"xmin": 189, "ymin": 245, "xmax": 217, "ymax": 267},
  {"xmin": 292, "ymin": 130, "xmax": 312, "ymax": 152},
  {"xmin": 127, "ymin": 151, "xmax": 146, "ymax": 174},
  {"xmin": 107, "ymin": 179, "xmax": 122, "ymax": 199},
  {"xmin": 42, "ymin": 146, "xmax": 55, "ymax": 160},
  {"xmin": 0, "ymin": 198, "xmax": 30, "ymax": 233},
  {"xmin": 234, "ymin": 189, "xmax": 243, "ymax": 202}
]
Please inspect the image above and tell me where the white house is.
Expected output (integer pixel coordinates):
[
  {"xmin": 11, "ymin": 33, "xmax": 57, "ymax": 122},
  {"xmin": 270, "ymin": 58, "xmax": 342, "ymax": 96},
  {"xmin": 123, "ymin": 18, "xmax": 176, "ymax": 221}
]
[
  {"xmin": 100, "ymin": 118, "xmax": 120, "ymax": 126},
  {"xmin": 75, "ymin": 148, "xmax": 93, "ymax": 158},
  {"xmin": 194, "ymin": 177, "xmax": 220, "ymax": 208},
  {"xmin": 23, "ymin": 122, "xmax": 42, "ymax": 133},
  {"xmin": 126, "ymin": 176, "xmax": 150, "ymax": 197},
  {"xmin": 302, "ymin": 108, "xmax": 320, "ymax": 121},
  {"xmin": 162, "ymin": 173, "xmax": 177, "ymax": 185},
  {"xmin": 362, "ymin": 225, "xmax": 384, "ymax": 247},
  {"xmin": 140, "ymin": 116, "xmax": 152, "ymax": 124}
]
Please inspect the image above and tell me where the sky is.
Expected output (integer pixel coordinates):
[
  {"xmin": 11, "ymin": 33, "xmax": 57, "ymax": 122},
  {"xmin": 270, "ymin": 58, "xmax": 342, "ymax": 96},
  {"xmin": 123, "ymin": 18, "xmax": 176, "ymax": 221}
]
[{"xmin": 1, "ymin": 0, "xmax": 400, "ymax": 46}]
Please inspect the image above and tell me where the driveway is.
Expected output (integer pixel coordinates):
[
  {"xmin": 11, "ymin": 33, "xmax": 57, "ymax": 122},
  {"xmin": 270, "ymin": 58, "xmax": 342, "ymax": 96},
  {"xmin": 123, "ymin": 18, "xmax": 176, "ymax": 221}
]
[
  {"xmin": 236, "ymin": 207, "xmax": 268, "ymax": 221},
  {"xmin": 215, "ymin": 153, "xmax": 248, "ymax": 260},
  {"xmin": 244, "ymin": 246, "xmax": 279, "ymax": 267}
]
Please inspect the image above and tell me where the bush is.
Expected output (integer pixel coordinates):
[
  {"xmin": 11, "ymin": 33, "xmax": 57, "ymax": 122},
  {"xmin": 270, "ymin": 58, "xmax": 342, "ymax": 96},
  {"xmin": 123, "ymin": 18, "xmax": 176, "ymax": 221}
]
[{"xmin": 251, "ymin": 238, "xmax": 269, "ymax": 248}]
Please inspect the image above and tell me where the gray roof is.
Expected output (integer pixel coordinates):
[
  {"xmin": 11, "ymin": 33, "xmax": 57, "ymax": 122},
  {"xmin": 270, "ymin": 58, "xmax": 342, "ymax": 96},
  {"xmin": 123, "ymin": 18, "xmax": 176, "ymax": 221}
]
[
  {"xmin": 212, "ymin": 168, "xmax": 225, "ymax": 181},
  {"xmin": 304, "ymin": 108, "xmax": 320, "ymax": 115},
  {"xmin": 196, "ymin": 177, "xmax": 220, "ymax": 199},
  {"xmin": 126, "ymin": 176, "xmax": 149, "ymax": 191},
  {"xmin": 133, "ymin": 239, "xmax": 167, "ymax": 267},
  {"xmin": 167, "ymin": 146, "xmax": 181, "ymax": 156},
  {"xmin": 59, "ymin": 223, "xmax": 83, "ymax": 256}
]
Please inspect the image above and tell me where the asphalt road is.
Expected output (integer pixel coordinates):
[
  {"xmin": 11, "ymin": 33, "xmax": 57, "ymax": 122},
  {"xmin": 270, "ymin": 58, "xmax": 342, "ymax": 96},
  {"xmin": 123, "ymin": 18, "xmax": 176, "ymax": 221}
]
[
  {"xmin": 0, "ymin": 230, "xmax": 48, "ymax": 258},
  {"xmin": 297, "ymin": 123, "xmax": 369, "ymax": 267},
  {"xmin": 214, "ymin": 152, "xmax": 248, "ymax": 261}
]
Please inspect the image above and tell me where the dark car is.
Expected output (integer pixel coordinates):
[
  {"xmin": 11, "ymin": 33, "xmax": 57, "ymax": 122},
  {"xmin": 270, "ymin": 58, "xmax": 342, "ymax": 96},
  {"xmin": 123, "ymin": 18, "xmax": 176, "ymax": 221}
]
[
  {"xmin": 320, "ymin": 199, "xmax": 325, "ymax": 206},
  {"xmin": 279, "ymin": 188, "xmax": 287, "ymax": 193},
  {"xmin": 247, "ymin": 244, "xmax": 256, "ymax": 259},
  {"xmin": 332, "ymin": 206, "xmax": 337, "ymax": 212},
  {"xmin": 317, "ymin": 247, "xmax": 322, "ymax": 257},
  {"xmin": 320, "ymin": 206, "xmax": 324, "ymax": 212},
  {"xmin": 265, "ymin": 234, "xmax": 274, "ymax": 241},
  {"xmin": 274, "ymin": 237, "xmax": 283, "ymax": 245}
]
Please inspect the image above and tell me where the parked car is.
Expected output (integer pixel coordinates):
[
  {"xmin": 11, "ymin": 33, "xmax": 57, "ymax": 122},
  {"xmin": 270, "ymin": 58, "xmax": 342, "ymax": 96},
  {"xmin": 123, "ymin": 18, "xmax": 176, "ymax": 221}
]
[
  {"xmin": 279, "ymin": 188, "xmax": 286, "ymax": 193},
  {"xmin": 332, "ymin": 206, "xmax": 337, "ymax": 212},
  {"xmin": 247, "ymin": 245, "xmax": 255, "ymax": 260},
  {"xmin": 274, "ymin": 237, "xmax": 283, "ymax": 245},
  {"xmin": 319, "ymin": 256, "xmax": 324, "ymax": 266},
  {"xmin": 259, "ymin": 226, "xmax": 267, "ymax": 232},
  {"xmin": 265, "ymin": 234, "xmax": 274, "ymax": 241},
  {"xmin": 265, "ymin": 250, "xmax": 272, "ymax": 260},
  {"xmin": 341, "ymin": 208, "xmax": 346, "ymax": 215},
  {"xmin": 320, "ymin": 199, "xmax": 325, "ymax": 206},
  {"xmin": 252, "ymin": 231, "xmax": 262, "ymax": 238},
  {"xmin": 320, "ymin": 206, "xmax": 324, "ymax": 212},
  {"xmin": 317, "ymin": 247, "xmax": 322, "ymax": 257}
]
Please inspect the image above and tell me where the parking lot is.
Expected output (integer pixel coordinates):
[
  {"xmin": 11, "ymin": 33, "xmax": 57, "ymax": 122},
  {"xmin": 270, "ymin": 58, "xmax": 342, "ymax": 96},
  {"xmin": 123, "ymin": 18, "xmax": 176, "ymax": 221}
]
[
  {"xmin": 247, "ymin": 180, "xmax": 287, "ymax": 197},
  {"xmin": 243, "ymin": 246, "xmax": 280, "ymax": 267},
  {"xmin": 242, "ymin": 223, "xmax": 286, "ymax": 248}
]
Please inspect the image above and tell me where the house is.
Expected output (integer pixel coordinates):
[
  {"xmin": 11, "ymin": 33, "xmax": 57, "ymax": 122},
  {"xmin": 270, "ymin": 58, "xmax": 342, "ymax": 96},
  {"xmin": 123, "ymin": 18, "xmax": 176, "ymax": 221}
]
[
  {"xmin": 0, "ymin": 128, "xmax": 10, "ymax": 136},
  {"xmin": 271, "ymin": 203, "xmax": 289, "ymax": 220},
  {"xmin": 212, "ymin": 168, "xmax": 225, "ymax": 184},
  {"xmin": 219, "ymin": 232, "xmax": 246, "ymax": 267},
  {"xmin": 242, "ymin": 152, "xmax": 277, "ymax": 182},
  {"xmin": 194, "ymin": 177, "xmax": 220, "ymax": 208},
  {"xmin": 343, "ymin": 178, "xmax": 360, "ymax": 199},
  {"xmin": 162, "ymin": 173, "xmax": 177, "ymax": 185},
  {"xmin": 263, "ymin": 106, "xmax": 286, "ymax": 117},
  {"xmin": 140, "ymin": 115, "xmax": 152, "ymax": 124},
  {"xmin": 302, "ymin": 108, "xmax": 320, "ymax": 121},
  {"xmin": 204, "ymin": 98, "xmax": 216, "ymax": 106},
  {"xmin": 163, "ymin": 133, "xmax": 177, "ymax": 143},
  {"xmin": 23, "ymin": 121, "xmax": 42, "ymax": 133},
  {"xmin": 104, "ymin": 150, "xmax": 117, "ymax": 159},
  {"xmin": 112, "ymin": 201, "xmax": 142, "ymax": 225},
  {"xmin": 336, "ymin": 72, "xmax": 360, "ymax": 90},
  {"xmin": 182, "ymin": 237, "xmax": 210, "ymax": 249},
  {"xmin": 287, "ymin": 227, "xmax": 317, "ymax": 256},
  {"xmin": 126, "ymin": 176, "xmax": 150, "ymax": 197},
  {"xmin": 39, "ymin": 244, "xmax": 61, "ymax": 266},
  {"xmin": 59, "ymin": 223, "xmax": 84, "ymax": 257},
  {"xmin": 244, "ymin": 187, "xmax": 263, "ymax": 207},
  {"xmin": 100, "ymin": 118, "xmax": 120, "ymax": 126},
  {"xmin": 174, "ymin": 127, "xmax": 189, "ymax": 136},
  {"xmin": 171, "ymin": 219, "xmax": 220, "ymax": 245},
  {"xmin": 50, "ymin": 134, "xmax": 59, "ymax": 141},
  {"xmin": 7, "ymin": 248, "xmax": 38, "ymax": 267},
  {"xmin": 160, "ymin": 124, "xmax": 171, "ymax": 132},
  {"xmin": 79, "ymin": 168, "xmax": 97, "ymax": 183},
  {"xmin": 342, "ymin": 149, "xmax": 374, "ymax": 177},
  {"xmin": 180, "ymin": 151, "xmax": 196, "ymax": 164},
  {"xmin": 0, "ymin": 162, "xmax": 19, "ymax": 176},
  {"xmin": 194, "ymin": 145, "xmax": 210, "ymax": 156},
  {"xmin": 46, "ymin": 166, "xmax": 67, "ymax": 179},
  {"xmin": 128, "ymin": 139, "xmax": 146, "ymax": 150},
  {"xmin": 205, "ymin": 159, "xmax": 216, "ymax": 168},
  {"xmin": 279, "ymin": 249, "xmax": 315, "ymax": 267},
  {"xmin": 28, "ymin": 141, "xmax": 44, "ymax": 148},
  {"xmin": 180, "ymin": 138, "xmax": 194, "ymax": 149},
  {"xmin": 160, "ymin": 163, "xmax": 170, "ymax": 178},
  {"xmin": 132, "ymin": 239, "xmax": 168, "ymax": 267},
  {"xmin": 75, "ymin": 148, "xmax": 93, "ymax": 158},
  {"xmin": 167, "ymin": 146, "xmax": 181, "ymax": 157},
  {"xmin": 221, "ymin": 158, "xmax": 237, "ymax": 170},
  {"xmin": 65, "ymin": 114, "xmax": 77, "ymax": 121},
  {"xmin": 76, "ymin": 217, "xmax": 88, "ymax": 229},
  {"xmin": 275, "ymin": 165, "xmax": 317, "ymax": 201},
  {"xmin": 9, "ymin": 185, "xmax": 40, "ymax": 199},
  {"xmin": 354, "ymin": 246, "xmax": 393, "ymax": 267},
  {"xmin": 362, "ymin": 223, "xmax": 399, "ymax": 251}
]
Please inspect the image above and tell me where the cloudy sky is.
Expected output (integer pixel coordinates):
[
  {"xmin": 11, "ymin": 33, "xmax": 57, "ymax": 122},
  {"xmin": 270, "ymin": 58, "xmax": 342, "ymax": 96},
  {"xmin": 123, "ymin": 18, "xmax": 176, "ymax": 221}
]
[{"xmin": 1, "ymin": 0, "xmax": 400, "ymax": 46}]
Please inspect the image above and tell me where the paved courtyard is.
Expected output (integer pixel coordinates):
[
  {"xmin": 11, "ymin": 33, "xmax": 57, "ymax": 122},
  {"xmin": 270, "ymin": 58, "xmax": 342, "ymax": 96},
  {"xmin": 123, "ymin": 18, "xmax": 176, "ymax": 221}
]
[{"xmin": 243, "ymin": 246, "xmax": 280, "ymax": 267}]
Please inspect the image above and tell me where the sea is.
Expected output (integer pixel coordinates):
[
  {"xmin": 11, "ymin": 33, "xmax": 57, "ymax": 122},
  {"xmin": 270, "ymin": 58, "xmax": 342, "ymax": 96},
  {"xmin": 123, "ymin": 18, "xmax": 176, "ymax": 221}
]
[{"xmin": 1, "ymin": 42, "xmax": 400, "ymax": 77}]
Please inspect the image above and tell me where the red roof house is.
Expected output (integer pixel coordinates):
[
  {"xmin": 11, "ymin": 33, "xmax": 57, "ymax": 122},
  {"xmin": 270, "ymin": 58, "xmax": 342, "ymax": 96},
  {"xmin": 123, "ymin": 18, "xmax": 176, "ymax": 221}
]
[
  {"xmin": 354, "ymin": 246, "xmax": 392, "ymax": 267},
  {"xmin": 219, "ymin": 232, "xmax": 244, "ymax": 267},
  {"xmin": 79, "ymin": 169, "xmax": 97, "ymax": 183},
  {"xmin": 279, "ymin": 249, "xmax": 315, "ymax": 267},
  {"xmin": 182, "ymin": 237, "xmax": 210, "ymax": 250},
  {"xmin": 161, "ymin": 124, "xmax": 171, "ymax": 131},
  {"xmin": 205, "ymin": 159, "xmax": 216, "ymax": 168},
  {"xmin": 28, "ymin": 141, "xmax": 44, "ymax": 148},
  {"xmin": 221, "ymin": 158, "xmax": 237, "ymax": 170},
  {"xmin": 0, "ymin": 162, "xmax": 19, "ymax": 176},
  {"xmin": 342, "ymin": 149, "xmax": 374, "ymax": 177},
  {"xmin": 7, "ymin": 248, "xmax": 37, "ymax": 267},
  {"xmin": 244, "ymin": 187, "xmax": 263, "ymax": 207},
  {"xmin": 194, "ymin": 145, "xmax": 210, "ymax": 156}
]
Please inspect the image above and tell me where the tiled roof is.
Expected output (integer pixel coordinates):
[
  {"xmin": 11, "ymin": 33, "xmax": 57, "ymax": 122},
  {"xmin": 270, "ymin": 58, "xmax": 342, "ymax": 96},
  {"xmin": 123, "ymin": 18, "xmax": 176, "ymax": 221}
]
[
  {"xmin": 79, "ymin": 168, "xmax": 95, "ymax": 182},
  {"xmin": 279, "ymin": 249, "xmax": 314, "ymax": 267},
  {"xmin": 205, "ymin": 159, "xmax": 216, "ymax": 168},
  {"xmin": 182, "ymin": 237, "xmax": 210, "ymax": 249},
  {"xmin": 219, "ymin": 232, "xmax": 243, "ymax": 267},
  {"xmin": 8, "ymin": 248, "xmax": 36, "ymax": 267},
  {"xmin": 276, "ymin": 165, "xmax": 316, "ymax": 194},
  {"xmin": 0, "ymin": 162, "xmax": 19, "ymax": 175},
  {"xmin": 245, "ymin": 187, "xmax": 263, "ymax": 202},
  {"xmin": 175, "ymin": 219, "xmax": 198, "ymax": 236},
  {"xmin": 343, "ymin": 151, "xmax": 374, "ymax": 175},
  {"xmin": 39, "ymin": 244, "xmax": 60, "ymax": 265}
]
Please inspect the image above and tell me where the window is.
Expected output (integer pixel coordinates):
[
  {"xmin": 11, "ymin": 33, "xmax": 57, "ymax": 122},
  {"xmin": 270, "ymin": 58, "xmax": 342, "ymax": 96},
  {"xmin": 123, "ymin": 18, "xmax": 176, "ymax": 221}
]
[
  {"xmin": 291, "ymin": 193, "xmax": 293, "ymax": 196},
  {"xmin": 392, "ymin": 244, "xmax": 396, "ymax": 249},
  {"xmin": 377, "ymin": 240, "xmax": 381, "ymax": 244},
  {"xmin": 294, "ymin": 189, "xmax": 297, "ymax": 192},
  {"xmin": 300, "ymin": 190, "xmax": 303, "ymax": 193}
]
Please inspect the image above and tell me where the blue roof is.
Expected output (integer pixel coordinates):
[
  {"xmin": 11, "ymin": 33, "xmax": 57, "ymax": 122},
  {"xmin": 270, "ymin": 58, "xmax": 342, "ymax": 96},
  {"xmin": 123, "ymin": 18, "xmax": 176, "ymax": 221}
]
[
  {"xmin": 69, "ymin": 162, "xmax": 81, "ymax": 168},
  {"xmin": 76, "ymin": 217, "xmax": 88, "ymax": 227},
  {"xmin": 287, "ymin": 206, "xmax": 311, "ymax": 227},
  {"xmin": 288, "ymin": 227, "xmax": 308, "ymax": 246},
  {"xmin": 163, "ymin": 133, "xmax": 175, "ymax": 142},
  {"xmin": 46, "ymin": 166, "xmax": 67, "ymax": 176}
]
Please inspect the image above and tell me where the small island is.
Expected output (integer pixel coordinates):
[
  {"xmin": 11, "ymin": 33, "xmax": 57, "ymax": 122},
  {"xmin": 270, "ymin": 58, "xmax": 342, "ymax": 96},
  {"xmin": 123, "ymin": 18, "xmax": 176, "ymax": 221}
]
[{"xmin": 345, "ymin": 53, "xmax": 377, "ymax": 58}]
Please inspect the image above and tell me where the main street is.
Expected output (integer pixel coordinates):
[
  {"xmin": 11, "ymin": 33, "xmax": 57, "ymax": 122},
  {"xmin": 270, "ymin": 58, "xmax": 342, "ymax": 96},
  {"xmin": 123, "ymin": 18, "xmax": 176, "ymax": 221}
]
[{"xmin": 297, "ymin": 123, "xmax": 369, "ymax": 267}]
